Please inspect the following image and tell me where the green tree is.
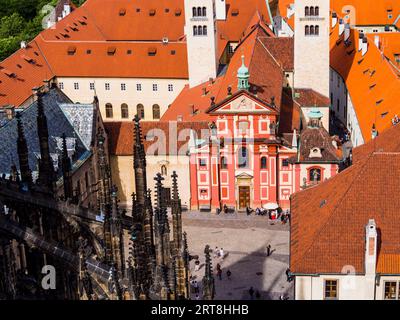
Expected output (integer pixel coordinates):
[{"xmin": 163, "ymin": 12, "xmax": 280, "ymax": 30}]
[{"xmin": 0, "ymin": 13, "xmax": 26, "ymax": 38}]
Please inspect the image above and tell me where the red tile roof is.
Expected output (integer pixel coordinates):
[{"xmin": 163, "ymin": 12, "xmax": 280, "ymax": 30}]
[
  {"xmin": 330, "ymin": 23, "xmax": 400, "ymax": 143},
  {"xmin": 0, "ymin": 40, "xmax": 54, "ymax": 107},
  {"xmin": 331, "ymin": 0, "xmax": 400, "ymax": 27},
  {"xmin": 1, "ymin": 0, "xmax": 274, "ymax": 109},
  {"xmin": 104, "ymin": 121, "xmax": 209, "ymax": 156},
  {"xmin": 290, "ymin": 128, "xmax": 400, "ymax": 274},
  {"xmin": 352, "ymin": 123, "xmax": 400, "ymax": 163},
  {"xmin": 36, "ymin": 38, "xmax": 188, "ymax": 79}
]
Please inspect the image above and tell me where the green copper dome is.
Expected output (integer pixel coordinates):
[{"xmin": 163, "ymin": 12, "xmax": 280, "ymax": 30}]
[
  {"xmin": 237, "ymin": 55, "xmax": 250, "ymax": 91},
  {"xmin": 308, "ymin": 108, "xmax": 323, "ymax": 119}
]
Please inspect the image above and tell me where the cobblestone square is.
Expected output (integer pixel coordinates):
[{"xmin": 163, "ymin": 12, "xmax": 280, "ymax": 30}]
[{"xmin": 182, "ymin": 212, "xmax": 294, "ymax": 300}]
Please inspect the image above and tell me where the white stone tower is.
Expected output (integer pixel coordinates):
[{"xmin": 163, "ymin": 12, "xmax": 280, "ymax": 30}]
[
  {"xmin": 294, "ymin": 0, "xmax": 330, "ymax": 97},
  {"xmin": 184, "ymin": 0, "xmax": 218, "ymax": 88}
]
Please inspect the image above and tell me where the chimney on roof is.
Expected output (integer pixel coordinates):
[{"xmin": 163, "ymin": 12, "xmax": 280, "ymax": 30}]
[
  {"xmin": 210, "ymin": 96, "xmax": 215, "ymax": 108},
  {"xmin": 362, "ymin": 37, "xmax": 368, "ymax": 56},
  {"xmin": 338, "ymin": 19, "xmax": 345, "ymax": 35},
  {"xmin": 32, "ymin": 87, "xmax": 40, "ymax": 101},
  {"xmin": 20, "ymin": 41, "xmax": 27, "ymax": 49},
  {"xmin": 43, "ymin": 79, "xmax": 51, "ymax": 91},
  {"xmin": 358, "ymin": 33, "xmax": 364, "ymax": 51},
  {"xmin": 189, "ymin": 104, "xmax": 196, "ymax": 115},
  {"xmin": 5, "ymin": 106, "xmax": 15, "ymax": 120},
  {"xmin": 227, "ymin": 85, "xmax": 232, "ymax": 97},
  {"xmin": 344, "ymin": 24, "xmax": 351, "ymax": 42},
  {"xmin": 332, "ymin": 12, "xmax": 338, "ymax": 28},
  {"xmin": 374, "ymin": 35, "xmax": 380, "ymax": 50},
  {"xmin": 365, "ymin": 219, "xmax": 378, "ymax": 275},
  {"xmin": 371, "ymin": 123, "xmax": 378, "ymax": 139},
  {"xmin": 202, "ymin": 87, "xmax": 208, "ymax": 96}
]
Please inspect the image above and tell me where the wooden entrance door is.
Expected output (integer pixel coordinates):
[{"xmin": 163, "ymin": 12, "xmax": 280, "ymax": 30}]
[{"xmin": 239, "ymin": 186, "xmax": 250, "ymax": 209}]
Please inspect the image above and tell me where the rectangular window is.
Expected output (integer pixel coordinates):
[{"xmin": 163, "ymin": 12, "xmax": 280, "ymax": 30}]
[
  {"xmin": 74, "ymin": 82, "xmax": 79, "ymax": 90},
  {"xmin": 137, "ymin": 84, "xmax": 142, "ymax": 91},
  {"xmin": 199, "ymin": 159, "xmax": 207, "ymax": 167},
  {"xmin": 282, "ymin": 159, "xmax": 289, "ymax": 167},
  {"xmin": 89, "ymin": 83, "xmax": 95, "ymax": 90},
  {"xmin": 324, "ymin": 280, "xmax": 338, "ymax": 300},
  {"xmin": 121, "ymin": 83, "xmax": 126, "ymax": 91},
  {"xmin": 105, "ymin": 83, "xmax": 110, "ymax": 90},
  {"xmin": 153, "ymin": 84, "xmax": 158, "ymax": 91},
  {"xmin": 59, "ymin": 82, "xmax": 64, "ymax": 90},
  {"xmin": 168, "ymin": 84, "xmax": 174, "ymax": 92},
  {"xmin": 384, "ymin": 282, "xmax": 399, "ymax": 300}
]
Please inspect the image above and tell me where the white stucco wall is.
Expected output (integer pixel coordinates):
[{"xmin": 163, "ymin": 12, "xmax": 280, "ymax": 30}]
[
  {"xmin": 56, "ymin": 77, "xmax": 188, "ymax": 121},
  {"xmin": 295, "ymin": 275, "xmax": 400, "ymax": 300},
  {"xmin": 346, "ymin": 93, "xmax": 364, "ymax": 147}
]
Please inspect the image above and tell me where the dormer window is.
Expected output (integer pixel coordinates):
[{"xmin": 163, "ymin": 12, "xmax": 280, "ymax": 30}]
[{"xmin": 309, "ymin": 147, "xmax": 322, "ymax": 158}]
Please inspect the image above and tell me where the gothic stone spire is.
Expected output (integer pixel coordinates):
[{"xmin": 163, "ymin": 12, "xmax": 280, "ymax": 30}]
[{"xmin": 16, "ymin": 112, "xmax": 32, "ymax": 186}]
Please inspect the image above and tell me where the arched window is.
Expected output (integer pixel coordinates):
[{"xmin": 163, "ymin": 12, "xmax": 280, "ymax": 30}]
[
  {"xmin": 137, "ymin": 104, "xmax": 145, "ymax": 119},
  {"xmin": 105, "ymin": 103, "xmax": 113, "ymax": 118},
  {"xmin": 305, "ymin": 6, "xmax": 310, "ymax": 16},
  {"xmin": 315, "ymin": 6, "xmax": 319, "ymax": 16},
  {"xmin": 202, "ymin": 7, "xmax": 206, "ymax": 16},
  {"xmin": 238, "ymin": 147, "xmax": 249, "ymax": 168},
  {"xmin": 305, "ymin": 25, "xmax": 310, "ymax": 36},
  {"xmin": 121, "ymin": 103, "xmax": 129, "ymax": 119},
  {"xmin": 197, "ymin": 7, "xmax": 202, "ymax": 16},
  {"xmin": 192, "ymin": 7, "xmax": 197, "ymax": 17},
  {"xmin": 198, "ymin": 25, "xmax": 203, "ymax": 36},
  {"xmin": 152, "ymin": 104, "xmax": 160, "ymax": 120},
  {"xmin": 261, "ymin": 157, "xmax": 267, "ymax": 169},
  {"xmin": 309, "ymin": 168, "xmax": 321, "ymax": 182},
  {"xmin": 161, "ymin": 165, "xmax": 167, "ymax": 176},
  {"xmin": 221, "ymin": 156, "xmax": 228, "ymax": 169},
  {"xmin": 310, "ymin": 6, "xmax": 315, "ymax": 16},
  {"xmin": 310, "ymin": 25, "xmax": 315, "ymax": 35},
  {"xmin": 203, "ymin": 26, "xmax": 207, "ymax": 36},
  {"xmin": 315, "ymin": 25, "xmax": 319, "ymax": 35},
  {"xmin": 193, "ymin": 26, "xmax": 198, "ymax": 36}
]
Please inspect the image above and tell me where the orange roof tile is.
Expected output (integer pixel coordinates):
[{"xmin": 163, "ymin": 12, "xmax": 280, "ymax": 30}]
[
  {"xmin": 0, "ymin": 40, "xmax": 54, "ymax": 107},
  {"xmin": 36, "ymin": 38, "xmax": 188, "ymax": 79},
  {"xmin": 352, "ymin": 123, "xmax": 400, "ymax": 163},
  {"xmin": 291, "ymin": 152, "xmax": 400, "ymax": 274},
  {"xmin": 331, "ymin": 0, "xmax": 400, "ymax": 26},
  {"xmin": 377, "ymin": 254, "xmax": 400, "ymax": 274},
  {"xmin": 330, "ymin": 23, "xmax": 400, "ymax": 143}
]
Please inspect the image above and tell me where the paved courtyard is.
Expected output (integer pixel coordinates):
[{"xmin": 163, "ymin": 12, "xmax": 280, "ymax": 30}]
[{"xmin": 182, "ymin": 211, "xmax": 294, "ymax": 300}]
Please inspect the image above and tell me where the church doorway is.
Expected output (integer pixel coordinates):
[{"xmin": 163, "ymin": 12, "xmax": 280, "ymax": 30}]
[{"xmin": 238, "ymin": 186, "xmax": 250, "ymax": 210}]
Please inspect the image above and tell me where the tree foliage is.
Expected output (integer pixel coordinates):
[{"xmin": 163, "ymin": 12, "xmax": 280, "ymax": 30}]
[{"xmin": 0, "ymin": 0, "xmax": 86, "ymax": 60}]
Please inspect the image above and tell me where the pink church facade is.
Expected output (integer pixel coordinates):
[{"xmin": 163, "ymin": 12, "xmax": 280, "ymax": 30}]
[{"xmin": 188, "ymin": 91, "xmax": 339, "ymax": 211}]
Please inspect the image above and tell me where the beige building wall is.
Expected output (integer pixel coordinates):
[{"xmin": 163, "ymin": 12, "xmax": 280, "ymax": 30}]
[
  {"xmin": 294, "ymin": 0, "xmax": 330, "ymax": 97},
  {"xmin": 56, "ymin": 77, "xmax": 188, "ymax": 121},
  {"xmin": 110, "ymin": 154, "xmax": 191, "ymax": 210}
]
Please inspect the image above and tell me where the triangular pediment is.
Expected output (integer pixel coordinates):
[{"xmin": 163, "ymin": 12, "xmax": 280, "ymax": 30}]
[{"xmin": 208, "ymin": 91, "xmax": 277, "ymax": 115}]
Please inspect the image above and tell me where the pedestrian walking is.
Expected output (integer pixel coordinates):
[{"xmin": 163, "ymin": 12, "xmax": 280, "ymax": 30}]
[
  {"xmin": 214, "ymin": 247, "xmax": 219, "ymax": 258},
  {"xmin": 193, "ymin": 281, "xmax": 199, "ymax": 294},
  {"xmin": 220, "ymin": 248, "xmax": 224, "ymax": 259},
  {"xmin": 248, "ymin": 287, "xmax": 255, "ymax": 300},
  {"xmin": 226, "ymin": 270, "xmax": 231, "ymax": 280},
  {"xmin": 217, "ymin": 268, "xmax": 222, "ymax": 280},
  {"xmin": 255, "ymin": 290, "xmax": 261, "ymax": 300},
  {"xmin": 266, "ymin": 244, "xmax": 272, "ymax": 256},
  {"xmin": 195, "ymin": 294, "xmax": 200, "ymax": 300}
]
